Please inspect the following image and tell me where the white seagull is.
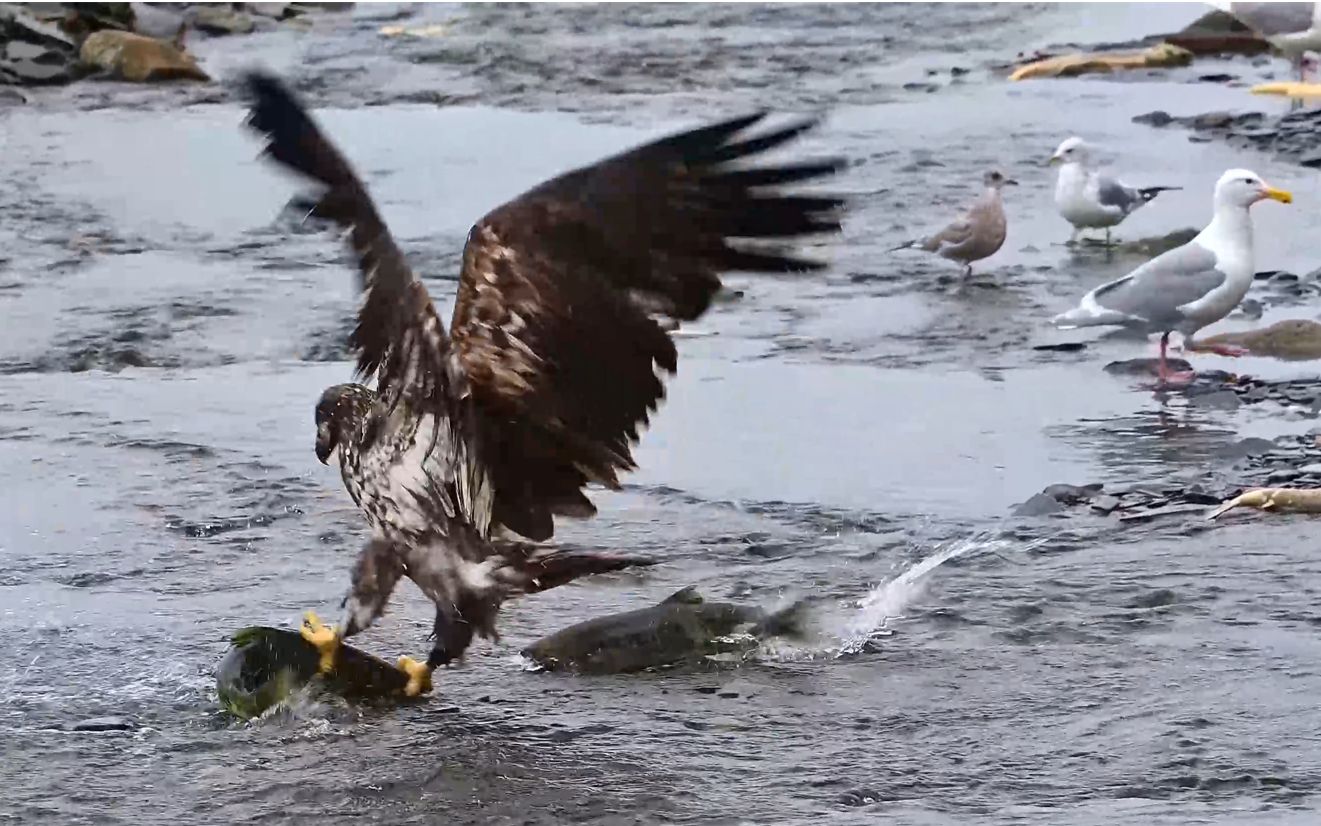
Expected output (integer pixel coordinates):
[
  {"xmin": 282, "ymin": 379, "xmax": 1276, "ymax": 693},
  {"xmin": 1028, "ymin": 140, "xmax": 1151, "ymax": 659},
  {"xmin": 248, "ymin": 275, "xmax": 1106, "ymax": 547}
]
[
  {"xmin": 1049, "ymin": 136, "xmax": 1181, "ymax": 246},
  {"xmin": 1053, "ymin": 169, "xmax": 1292, "ymax": 386}
]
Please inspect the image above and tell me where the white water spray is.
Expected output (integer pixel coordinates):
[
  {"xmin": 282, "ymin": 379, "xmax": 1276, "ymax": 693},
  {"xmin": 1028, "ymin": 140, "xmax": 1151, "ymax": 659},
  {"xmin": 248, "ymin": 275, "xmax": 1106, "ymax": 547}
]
[{"xmin": 833, "ymin": 533, "xmax": 1042, "ymax": 655}]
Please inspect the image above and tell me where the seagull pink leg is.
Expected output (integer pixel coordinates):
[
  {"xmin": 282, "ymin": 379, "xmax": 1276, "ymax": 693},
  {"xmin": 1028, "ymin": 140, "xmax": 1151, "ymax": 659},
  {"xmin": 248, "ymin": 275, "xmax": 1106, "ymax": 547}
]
[{"xmin": 1157, "ymin": 332, "xmax": 1195, "ymax": 387}]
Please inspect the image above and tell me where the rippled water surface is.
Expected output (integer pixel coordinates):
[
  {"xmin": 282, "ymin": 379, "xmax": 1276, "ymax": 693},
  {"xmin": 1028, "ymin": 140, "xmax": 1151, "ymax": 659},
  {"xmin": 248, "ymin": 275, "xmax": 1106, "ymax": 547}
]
[{"xmin": 6, "ymin": 3, "xmax": 1321, "ymax": 824}]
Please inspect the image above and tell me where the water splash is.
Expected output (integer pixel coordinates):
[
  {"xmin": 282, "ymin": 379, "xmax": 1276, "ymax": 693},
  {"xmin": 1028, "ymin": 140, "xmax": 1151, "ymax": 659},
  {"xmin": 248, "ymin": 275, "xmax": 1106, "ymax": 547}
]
[{"xmin": 833, "ymin": 533, "xmax": 1042, "ymax": 655}]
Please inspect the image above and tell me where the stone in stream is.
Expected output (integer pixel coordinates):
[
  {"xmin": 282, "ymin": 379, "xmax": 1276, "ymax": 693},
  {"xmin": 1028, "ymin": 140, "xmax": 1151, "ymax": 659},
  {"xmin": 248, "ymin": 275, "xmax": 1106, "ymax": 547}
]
[
  {"xmin": 187, "ymin": 6, "xmax": 255, "ymax": 36},
  {"xmin": 1013, "ymin": 493, "xmax": 1065, "ymax": 517},
  {"xmin": 1042, "ymin": 483, "xmax": 1103, "ymax": 505}
]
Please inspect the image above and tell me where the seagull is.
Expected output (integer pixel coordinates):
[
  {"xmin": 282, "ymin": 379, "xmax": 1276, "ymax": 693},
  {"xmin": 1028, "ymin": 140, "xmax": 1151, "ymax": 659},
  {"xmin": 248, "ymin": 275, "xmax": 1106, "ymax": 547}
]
[
  {"xmin": 1052, "ymin": 168, "xmax": 1291, "ymax": 386},
  {"xmin": 1213, "ymin": 2, "xmax": 1321, "ymax": 80},
  {"xmin": 1049, "ymin": 137, "xmax": 1181, "ymax": 246},
  {"xmin": 889, "ymin": 169, "xmax": 1016, "ymax": 278}
]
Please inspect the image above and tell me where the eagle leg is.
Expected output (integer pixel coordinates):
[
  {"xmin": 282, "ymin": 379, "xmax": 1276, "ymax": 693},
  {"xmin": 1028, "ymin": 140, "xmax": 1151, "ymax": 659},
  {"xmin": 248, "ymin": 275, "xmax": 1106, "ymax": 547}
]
[{"xmin": 299, "ymin": 610, "xmax": 342, "ymax": 675}]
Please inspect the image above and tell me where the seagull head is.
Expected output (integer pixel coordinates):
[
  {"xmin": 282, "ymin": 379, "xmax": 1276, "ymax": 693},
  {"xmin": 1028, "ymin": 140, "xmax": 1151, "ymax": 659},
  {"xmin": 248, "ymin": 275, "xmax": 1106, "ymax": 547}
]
[
  {"xmin": 1048, "ymin": 136, "xmax": 1089, "ymax": 167},
  {"xmin": 1215, "ymin": 169, "xmax": 1293, "ymax": 209},
  {"xmin": 983, "ymin": 169, "xmax": 1019, "ymax": 189}
]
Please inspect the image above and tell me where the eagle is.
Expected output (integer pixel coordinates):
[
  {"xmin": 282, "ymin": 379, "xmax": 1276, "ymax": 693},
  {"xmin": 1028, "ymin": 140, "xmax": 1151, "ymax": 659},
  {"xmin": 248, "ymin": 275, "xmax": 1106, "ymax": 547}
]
[{"xmin": 242, "ymin": 72, "xmax": 847, "ymax": 697}]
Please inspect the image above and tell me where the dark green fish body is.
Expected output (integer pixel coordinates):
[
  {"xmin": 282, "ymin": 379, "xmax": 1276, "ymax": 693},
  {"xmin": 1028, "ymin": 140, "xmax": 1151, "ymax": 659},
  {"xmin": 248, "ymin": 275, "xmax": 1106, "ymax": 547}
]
[
  {"xmin": 215, "ymin": 626, "xmax": 410, "ymax": 719},
  {"xmin": 522, "ymin": 587, "xmax": 807, "ymax": 675}
]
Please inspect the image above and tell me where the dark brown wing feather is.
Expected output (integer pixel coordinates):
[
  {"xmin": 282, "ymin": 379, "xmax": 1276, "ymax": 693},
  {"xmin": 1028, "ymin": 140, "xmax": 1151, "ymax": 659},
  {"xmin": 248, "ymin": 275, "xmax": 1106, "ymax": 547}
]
[
  {"xmin": 242, "ymin": 72, "xmax": 450, "ymax": 413},
  {"xmin": 451, "ymin": 112, "xmax": 846, "ymax": 542}
]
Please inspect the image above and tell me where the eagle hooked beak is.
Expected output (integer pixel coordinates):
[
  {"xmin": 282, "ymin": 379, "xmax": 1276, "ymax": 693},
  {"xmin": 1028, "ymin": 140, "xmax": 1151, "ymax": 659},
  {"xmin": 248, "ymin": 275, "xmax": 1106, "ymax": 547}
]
[
  {"xmin": 1260, "ymin": 184, "xmax": 1293, "ymax": 204},
  {"xmin": 316, "ymin": 421, "xmax": 335, "ymax": 464}
]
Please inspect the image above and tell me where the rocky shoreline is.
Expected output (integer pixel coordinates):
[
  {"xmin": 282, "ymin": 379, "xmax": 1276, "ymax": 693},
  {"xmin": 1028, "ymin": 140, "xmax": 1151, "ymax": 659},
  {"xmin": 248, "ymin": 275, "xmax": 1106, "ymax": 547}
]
[{"xmin": 0, "ymin": 3, "xmax": 340, "ymax": 89}]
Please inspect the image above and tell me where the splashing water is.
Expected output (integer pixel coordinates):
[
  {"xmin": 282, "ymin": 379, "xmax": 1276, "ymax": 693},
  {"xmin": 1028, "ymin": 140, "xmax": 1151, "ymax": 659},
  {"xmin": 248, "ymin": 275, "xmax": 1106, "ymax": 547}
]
[{"xmin": 833, "ymin": 533, "xmax": 1040, "ymax": 655}]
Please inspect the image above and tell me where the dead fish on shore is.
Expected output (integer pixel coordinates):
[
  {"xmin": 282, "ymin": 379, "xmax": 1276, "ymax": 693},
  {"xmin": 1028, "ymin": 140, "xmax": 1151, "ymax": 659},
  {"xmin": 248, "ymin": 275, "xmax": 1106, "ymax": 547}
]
[
  {"xmin": 522, "ymin": 586, "xmax": 810, "ymax": 675},
  {"xmin": 215, "ymin": 626, "xmax": 415, "ymax": 719},
  {"xmin": 1208, "ymin": 487, "xmax": 1321, "ymax": 519}
]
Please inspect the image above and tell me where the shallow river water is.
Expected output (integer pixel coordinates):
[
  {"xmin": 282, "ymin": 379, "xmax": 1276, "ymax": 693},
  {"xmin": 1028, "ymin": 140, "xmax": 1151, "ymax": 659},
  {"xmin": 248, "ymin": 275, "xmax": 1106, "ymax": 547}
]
[{"xmin": 5, "ymin": 3, "xmax": 1321, "ymax": 824}]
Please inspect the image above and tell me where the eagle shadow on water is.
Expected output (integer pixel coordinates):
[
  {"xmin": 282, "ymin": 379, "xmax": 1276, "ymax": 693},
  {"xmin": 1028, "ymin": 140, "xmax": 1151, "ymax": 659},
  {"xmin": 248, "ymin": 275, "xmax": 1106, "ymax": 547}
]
[{"xmin": 241, "ymin": 71, "xmax": 849, "ymax": 697}]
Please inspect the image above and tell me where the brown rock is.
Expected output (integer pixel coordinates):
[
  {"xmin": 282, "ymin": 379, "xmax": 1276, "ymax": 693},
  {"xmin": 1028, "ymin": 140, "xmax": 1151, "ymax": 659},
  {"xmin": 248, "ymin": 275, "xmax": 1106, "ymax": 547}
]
[
  {"xmin": 1200, "ymin": 319, "xmax": 1321, "ymax": 361},
  {"xmin": 79, "ymin": 28, "xmax": 209, "ymax": 82}
]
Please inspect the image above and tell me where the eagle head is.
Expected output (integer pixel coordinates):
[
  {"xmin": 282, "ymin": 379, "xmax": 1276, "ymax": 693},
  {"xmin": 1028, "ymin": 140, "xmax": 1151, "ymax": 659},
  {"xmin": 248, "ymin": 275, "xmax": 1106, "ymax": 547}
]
[{"xmin": 315, "ymin": 383, "xmax": 375, "ymax": 465}]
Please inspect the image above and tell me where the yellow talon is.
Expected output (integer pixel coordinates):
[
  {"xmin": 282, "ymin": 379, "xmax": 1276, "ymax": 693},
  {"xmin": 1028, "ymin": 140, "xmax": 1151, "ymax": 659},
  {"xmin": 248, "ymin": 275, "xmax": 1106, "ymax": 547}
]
[
  {"xmin": 299, "ymin": 610, "xmax": 341, "ymax": 675},
  {"xmin": 397, "ymin": 655, "xmax": 433, "ymax": 698}
]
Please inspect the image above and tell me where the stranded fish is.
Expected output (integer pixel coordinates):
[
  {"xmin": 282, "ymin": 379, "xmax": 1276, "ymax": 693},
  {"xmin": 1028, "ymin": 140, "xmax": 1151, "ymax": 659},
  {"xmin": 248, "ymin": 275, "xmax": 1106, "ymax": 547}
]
[
  {"xmin": 521, "ymin": 586, "xmax": 809, "ymax": 675},
  {"xmin": 1207, "ymin": 487, "xmax": 1321, "ymax": 520}
]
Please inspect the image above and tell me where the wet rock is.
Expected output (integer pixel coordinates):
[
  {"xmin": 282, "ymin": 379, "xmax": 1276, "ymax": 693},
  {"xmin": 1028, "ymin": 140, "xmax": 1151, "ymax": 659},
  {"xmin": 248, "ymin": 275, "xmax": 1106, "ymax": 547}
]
[
  {"xmin": 902, "ymin": 81, "xmax": 939, "ymax": 93},
  {"xmin": 1043, "ymin": 483, "xmax": 1103, "ymax": 504},
  {"xmin": 1189, "ymin": 389, "xmax": 1241, "ymax": 411},
  {"xmin": 1090, "ymin": 495, "xmax": 1121, "ymax": 515},
  {"xmin": 1126, "ymin": 589, "xmax": 1178, "ymax": 609},
  {"xmin": 1033, "ymin": 341, "xmax": 1087, "ymax": 353},
  {"xmin": 1301, "ymin": 150, "xmax": 1321, "ymax": 169},
  {"xmin": 1232, "ymin": 298, "xmax": 1263, "ymax": 320},
  {"xmin": 1, "ymin": 39, "xmax": 78, "ymax": 84},
  {"xmin": 1215, "ymin": 437, "xmax": 1277, "ymax": 461},
  {"xmin": 79, "ymin": 29, "xmax": 209, "ymax": 82},
  {"xmin": 0, "ymin": 5, "xmax": 77, "ymax": 51},
  {"xmin": 1013, "ymin": 493, "xmax": 1065, "ymax": 517},
  {"xmin": 188, "ymin": 6, "xmax": 255, "ymax": 36},
  {"xmin": 70, "ymin": 716, "xmax": 136, "ymax": 732},
  {"xmin": 1198, "ymin": 73, "xmax": 1236, "ymax": 83},
  {"xmin": 1115, "ymin": 227, "xmax": 1198, "ymax": 258},
  {"xmin": 1103, "ymin": 357, "xmax": 1194, "ymax": 377},
  {"xmin": 1134, "ymin": 110, "xmax": 1173, "ymax": 127}
]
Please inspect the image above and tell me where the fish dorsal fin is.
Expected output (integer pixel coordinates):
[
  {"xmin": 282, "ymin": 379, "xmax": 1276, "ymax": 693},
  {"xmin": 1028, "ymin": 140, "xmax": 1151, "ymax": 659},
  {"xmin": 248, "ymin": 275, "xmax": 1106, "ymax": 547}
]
[{"xmin": 662, "ymin": 586, "xmax": 704, "ymax": 605}]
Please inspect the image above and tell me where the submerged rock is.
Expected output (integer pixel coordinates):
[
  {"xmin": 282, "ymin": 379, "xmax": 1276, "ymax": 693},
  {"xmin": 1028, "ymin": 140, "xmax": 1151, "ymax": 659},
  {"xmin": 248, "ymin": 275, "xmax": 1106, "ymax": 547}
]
[
  {"xmin": 188, "ymin": 6, "xmax": 255, "ymax": 36},
  {"xmin": 1013, "ymin": 492, "xmax": 1066, "ymax": 517},
  {"xmin": 79, "ymin": 29, "xmax": 209, "ymax": 82}
]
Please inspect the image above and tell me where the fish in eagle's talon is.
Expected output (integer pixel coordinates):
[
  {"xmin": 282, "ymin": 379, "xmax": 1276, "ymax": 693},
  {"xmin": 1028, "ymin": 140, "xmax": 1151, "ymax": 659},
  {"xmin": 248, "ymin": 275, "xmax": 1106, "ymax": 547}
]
[
  {"xmin": 299, "ymin": 610, "xmax": 341, "ymax": 675},
  {"xmin": 396, "ymin": 655, "xmax": 433, "ymax": 697}
]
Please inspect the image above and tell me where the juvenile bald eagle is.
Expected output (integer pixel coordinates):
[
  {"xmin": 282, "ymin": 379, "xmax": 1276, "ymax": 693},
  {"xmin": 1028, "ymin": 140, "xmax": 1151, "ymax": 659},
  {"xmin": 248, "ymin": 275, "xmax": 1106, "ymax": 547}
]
[{"xmin": 243, "ymin": 72, "xmax": 846, "ymax": 696}]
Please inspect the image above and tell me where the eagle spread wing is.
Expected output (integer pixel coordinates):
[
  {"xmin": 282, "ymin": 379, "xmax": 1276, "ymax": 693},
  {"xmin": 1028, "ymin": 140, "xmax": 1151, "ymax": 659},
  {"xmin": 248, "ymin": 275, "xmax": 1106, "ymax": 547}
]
[{"xmin": 244, "ymin": 72, "xmax": 846, "ymax": 547}]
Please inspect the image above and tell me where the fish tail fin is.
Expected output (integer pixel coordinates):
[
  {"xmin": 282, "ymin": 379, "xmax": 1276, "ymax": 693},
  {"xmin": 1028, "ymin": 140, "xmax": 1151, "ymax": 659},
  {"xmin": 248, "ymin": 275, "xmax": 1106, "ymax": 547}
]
[
  {"xmin": 507, "ymin": 550, "xmax": 657, "ymax": 595},
  {"xmin": 753, "ymin": 599, "xmax": 812, "ymax": 639}
]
